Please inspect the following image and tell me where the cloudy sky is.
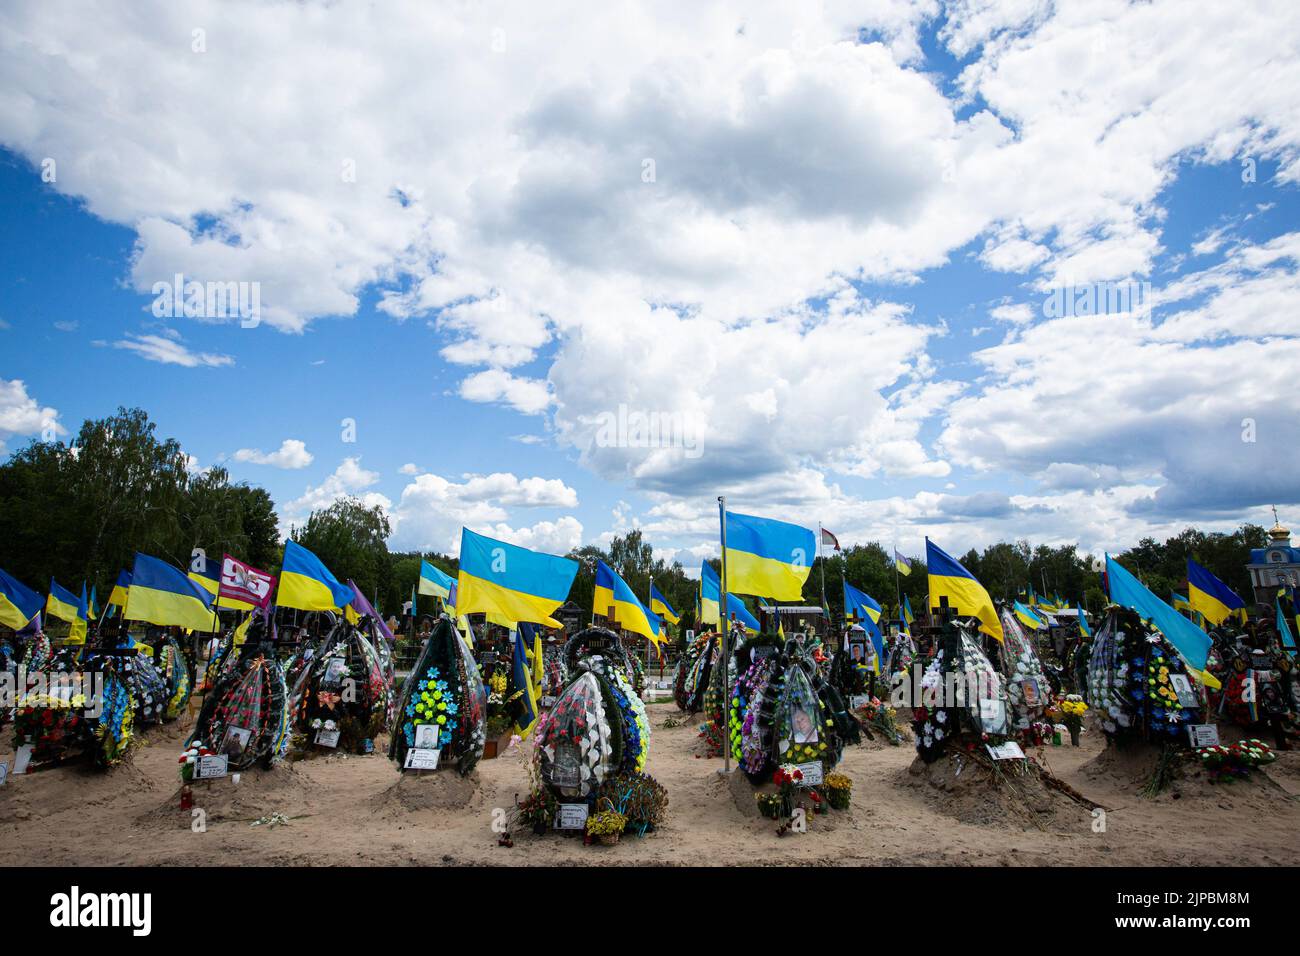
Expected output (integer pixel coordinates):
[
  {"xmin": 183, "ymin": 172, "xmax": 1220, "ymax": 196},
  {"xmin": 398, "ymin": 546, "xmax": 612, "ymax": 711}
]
[{"xmin": 1, "ymin": 0, "xmax": 1298, "ymax": 570}]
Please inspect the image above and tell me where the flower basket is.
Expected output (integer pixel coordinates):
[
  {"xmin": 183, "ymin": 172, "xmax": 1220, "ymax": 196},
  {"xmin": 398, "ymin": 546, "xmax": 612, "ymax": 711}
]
[{"xmin": 598, "ymin": 831, "xmax": 620, "ymax": 846}]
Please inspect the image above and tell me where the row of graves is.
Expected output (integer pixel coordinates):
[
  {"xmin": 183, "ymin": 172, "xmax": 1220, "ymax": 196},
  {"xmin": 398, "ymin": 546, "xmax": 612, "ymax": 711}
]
[{"xmin": 6, "ymin": 617, "xmax": 193, "ymax": 775}]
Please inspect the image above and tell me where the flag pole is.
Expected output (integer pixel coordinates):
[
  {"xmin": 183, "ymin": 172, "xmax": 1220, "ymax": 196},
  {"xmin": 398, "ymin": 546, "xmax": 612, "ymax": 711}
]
[
  {"xmin": 893, "ymin": 541, "xmax": 902, "ymax": 625},
  {"xmin": 818, "ymin": 522, "xmax": 827, "ymax": 615},
  {"xmin": 717, "ymin": 495, "xmax": 732, "ymax": 775}
]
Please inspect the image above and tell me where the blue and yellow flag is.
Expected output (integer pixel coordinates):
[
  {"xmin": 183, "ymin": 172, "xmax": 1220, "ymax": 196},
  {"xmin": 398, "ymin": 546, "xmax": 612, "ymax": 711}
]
[
  {"xmin": 1187, "ymin": 558, "xmax": 1246, "ymax": 627},
  {"xmin": 594, "ymin": 560, "xmax": 661, "ymax": 642},
  {"xmin": 700, "ymin": 561, "xmax": 761, "ymax": 631},
  {"xmin": 0, "ymin": 567, "xmax": 44, "ymax": 631},
  {"xmin": 108, "ymin": 569, "xmax": 132, "ymax": 610},
  {"xmin": 88, "ymin": 585, "xmax": 99, "ymax": 620},
  {"xmin": 926, "ymin": 539, "xmax": 1003, "ymax": 641},
  {"xmin": 1013, "ymin": 600, "xmax": 1046, "ymax": 631},
  {"xmin": 1078, "ymin": 607, "xmax": 1092, "ymax": 638},
  {"xmin": 446, "ymin": 580, "xmax": 458, "ymax": 614},
  {"xmin": 123, "ymin": 553, "xmax": 217, "ymax": 632},
  {"xmin": 511, "ymin": 627, "xmax": 541, "ymax": 738},
  {"xmin": 1107, "ymin": 554, "xmax": 1219, "ymax": 688},
  {"xmin": 46, "ymin": 578, "xmax": 89, "ymax": 643},
  {"xmin": 649, "ymin": 582, "xmax": 680, "ymax": 625},
  {"xmin": 902, "ymin": 593, "xmax": 915, "ymax": 631},
  {"xmin": 1277, "ymin": 599, "xmax": 1296, "ymax": 654},
  {"xmin": 278, "ymin": 540, "xmax": 354, "ymax": 612},
  {"xmin": 418, "ymin": 559, "xmax": 454, "ymax": 600},
  {"xmin": 843, "ymin": 582, "xmax": 881, "ymax": 624},
  {"xmin": 455, "ymin": 528, "xmax": 578, "ymax": 629},
  {"xmin": 844, "ymin": 582, "xmax": 884, "ymax": 672},
  {"xmin": 723, "ymin": 510, "xmax": 814, "ymax": 601},
  {"xmin": 894, "ymin": 548, "xmax": 912, "ymax": 576}
]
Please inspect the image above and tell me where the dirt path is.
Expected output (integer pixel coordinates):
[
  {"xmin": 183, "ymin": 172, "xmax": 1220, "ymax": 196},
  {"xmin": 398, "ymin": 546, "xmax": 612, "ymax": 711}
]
[{"xmin": 3, "ymin": 702, "xmax": 1298, "ymax": 866}]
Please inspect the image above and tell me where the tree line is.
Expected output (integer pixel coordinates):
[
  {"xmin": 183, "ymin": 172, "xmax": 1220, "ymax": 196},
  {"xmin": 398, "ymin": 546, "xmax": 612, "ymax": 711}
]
[{"xmin": 0, "ymin": 406, "xmax": 1269, "ymax": 626}]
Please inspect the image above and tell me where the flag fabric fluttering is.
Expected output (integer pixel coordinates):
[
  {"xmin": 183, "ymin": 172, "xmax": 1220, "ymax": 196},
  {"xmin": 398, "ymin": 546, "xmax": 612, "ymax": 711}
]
[
  {"xmin": 418, "ymin": 559, "xmax": 455, "ymax": 600},
  {"xmin": 843, "ymin": 581, "xmax": 884, "ymax": 673},
  {"xmin": 455, "ymin": 527, "xmax": 578, "ymax": 629},
  {"xmin": 511, "ymin": 626, "xmax": 541, "ymax": 738},
  {"xmin": 188, "ymin": 553, "xmax": 257, "ymax": 611},
  {"xmin": 1106, "ymin": 554, "xmax": 1218, "ymax": 688},
  {"xmin": 699, "ymin": 561, "xmax": 761, "ymax": 632},
  {"xmin": 46, "ymin": 578, "xmax": 89, "ymax": 643},
  {"xmin": 594, "ymin": 560, "xmax": 661, "ymax": 642},
  {"xmin": 220, "ymin": 555, "xmax": 276, "ymax": 609},
  {"xmin": 107, "ymin": 569, "xmax": 132, "ymax": 610},
  {"xmin": 278, "ymin": 540, "xmax": 355, "ymax": 612},
  {"xmin": 1277, "ymin": 598, "xmax": 1296, "ymax": 654},
  {"xmin": 0, "ymin": 567, "xmax": 44, "ymax": 631},
  {"xmin": 1013, "ymin": 600, "xmax": 1046, "ymax": 631},
  {"xmin": 894, "ymin": 548, "xmax": 912, "ymax": 576},
  {"xmin": 723, "ymin": 510, "xmax": 815, "ymax": 600},
  {"xmin": 925, "ymin": 539, "xmax": 1003, "ymax": 641},
  {"xmin": 347, "ymin": 579, "xmax": 394, "ymax": 644},
  {"xmin": 1186, "ymin": 558, "xmax": 1247, "ymax": 627},
  {"xmin": 649, "ymin": 582, "xmax": 680, "ymax": 625},
  {"xmin": 1078, "ymin": 607, "xmax": 1092, "ymax": 638},
  {"xmin": 123, "ymin": 553, "xmax": 217, "ymax": 632},
  {"xmin": 820, "ymin": 527, "xmax": 841, "ymax": 551},
  {"xmin": 902, "ymin": 593, "xmax": 915, "ymax": 631}
]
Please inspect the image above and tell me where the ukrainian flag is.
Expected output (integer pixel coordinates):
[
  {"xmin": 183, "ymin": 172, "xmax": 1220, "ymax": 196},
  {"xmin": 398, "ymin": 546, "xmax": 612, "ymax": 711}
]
[
  {"xmin": 88, "ymin": 586, "xmax": 99, "ymax": 620},
  {"xmin": 108, "ymin": 569, "xmax": 132, "ymax": 610},
  {"xmin": 188, "ymin": 555, "xmax": 255, "ymax": 611},
  {"xmin": 455, "ymin": 528, "xmax": 578, "ymax": 629},
  {"xmin": 844, "ymin": 582, "xmax": 884, "ymax": 672},
  {"xmin": 1187, "ymin": 558, "xmax": 1246, "ymax": 627},
  {"xmin": 723, "ymin": 510, "xmax": 815, "ymax": 601},
  {"xmin": 46, "ymin": 579, "xmax": 89, "ymax": 643},
  {"xmin": 511, "ymin": 627, "xmax": 541, "ymax": 738},
  {"xmin": 124, "ymin": 553, "xmax": 218, "ymax": 632},
  {"xmin": 650, "ymin": 582, "xmax": 680, "ymax": 625},
  {"xmin": 926, "ymin": 539, "xmax": 1003, "ymax": 641},
  {"xmin": 1078, "ymin": 608, "xmax": 1091, "ymax": 638},
  {"xmin": 594, "ymin": 560, "xmax": 661, "ymax": 642},
  {"xmin": 700, "ymin": 561, "xmax": 761, "ymax": 631},
  {"xmin": 418, "ymin": 559, "xmax": 454, "ymax": 600},
  {"xmin": 902, "ymin": 593, "xmax": 915, "ymax": 631},
  {"xmin": 843, "ymin": 582, "xmax": 882, "ymax": 625},
  {"xmin": 1013, "ymin": 600, "xmax": 1046, "ymax": 631},
  {"xmin": 1171, "ymin": 591, "xmax": 1193, "ymax": 614},
  {"xmin": 0, "ymin": 567, "xmax": 43, "ymax": 631},
  {"xmin": 1107, "ymin": 554, "xmax": 1219, "ymax": 689},
  {"xmin": 446, "ymin": 580, "xmax": 458, "ymax": 615},
  {"xmin": 278, "ymin": 540, "xmax": 354, "ymax": 612},
  {"xmin": 1275, "ymin": 599, "xmax": 1295, "ymax": 654}
]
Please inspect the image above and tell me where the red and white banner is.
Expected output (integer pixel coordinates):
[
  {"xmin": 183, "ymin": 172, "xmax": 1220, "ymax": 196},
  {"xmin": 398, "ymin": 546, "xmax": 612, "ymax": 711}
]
[{"xmin": 221, "ymin": 554, "xmax": 276, "ymax": 608}]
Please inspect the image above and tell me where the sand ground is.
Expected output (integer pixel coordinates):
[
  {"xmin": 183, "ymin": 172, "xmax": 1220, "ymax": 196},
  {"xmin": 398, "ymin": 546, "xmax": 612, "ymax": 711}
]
[{"xmin": 3, "ymin": 700, "xmax": 1299, "ymax": 866}]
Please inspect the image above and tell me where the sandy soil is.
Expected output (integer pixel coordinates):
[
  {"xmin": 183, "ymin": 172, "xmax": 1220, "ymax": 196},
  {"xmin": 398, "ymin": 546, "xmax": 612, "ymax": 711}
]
[{"xmin": 3, "ymin": 701, "xmax": 1299, "ymax": 867}]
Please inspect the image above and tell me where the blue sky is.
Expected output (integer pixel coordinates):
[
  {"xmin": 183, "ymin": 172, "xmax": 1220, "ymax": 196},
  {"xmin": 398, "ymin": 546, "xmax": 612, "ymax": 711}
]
[{"xmin": 1, "ymin": 1, "xmax": 1298, "ymax": 569}]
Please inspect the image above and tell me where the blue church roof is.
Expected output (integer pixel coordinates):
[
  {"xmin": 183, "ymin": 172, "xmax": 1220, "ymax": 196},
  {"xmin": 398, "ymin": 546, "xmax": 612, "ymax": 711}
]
[{"xmin": 1249, "ymin": 546, "xmax": 1300, "ymax": 565}]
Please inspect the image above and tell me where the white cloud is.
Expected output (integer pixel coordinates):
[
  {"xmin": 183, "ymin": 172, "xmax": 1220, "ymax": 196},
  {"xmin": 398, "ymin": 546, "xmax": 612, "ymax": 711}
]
[
  {"xmin": 388, "ymin": 469, "xmax": 580, "ymax": 553},
  {"xmin": 0, "ymin": 378, "xmax": 62, "ymax": 454},
  {"xmin": 113, "ymin": 332, "xmax": 233, "ymax": 368},
  {"xmin": 398, "ymin": 462, "xmax": 419, "ymax": 475},
  {"xmin": 280, "ymin": 457, "xmax": 388, "ymax": 534},
  {"xmin": 233, "ymin": 438, "xmax": 314, "ymax": 469},
  {"xmin": 458, "ymin": 369, "xmax": 551, "ymax": 415}
]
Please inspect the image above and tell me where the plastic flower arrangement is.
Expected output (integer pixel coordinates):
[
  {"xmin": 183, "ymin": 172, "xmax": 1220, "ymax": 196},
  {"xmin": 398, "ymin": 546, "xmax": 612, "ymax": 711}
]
[
  {"xmin": 998, "ymin": 607, "xmax": 1053, "ymax": 733},
  {"xmin": 178, "ymin": 740, "xmax": 216, "ymax": 782},
  {"xmin": 192, "ymin": 653, "xmax": 291, "ymax": 771},
  {"xmin": 823, "ymin": 771, "xmax": 852, "ymax": 810},
  {"xmin": 389, "ymin": 617, "xmax": 487, "ymax": 775},
  {"xmin": 12, "ymin": 691, "xmax": 89, "ymax": 762},
  {"xmin": 161, "ymin": 636, "xmax": 192, "ymax": 721},
  {"xmin": 585, "ymin": 808, "xmax": 627, "ymax": 841},
  {"xmin": 297, "ymin": 625, "xmax": 391, "ymax": 754},
  {"xmin": 1196, "ymin": 739, "xmax": 1276, "ymax": 783}
]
